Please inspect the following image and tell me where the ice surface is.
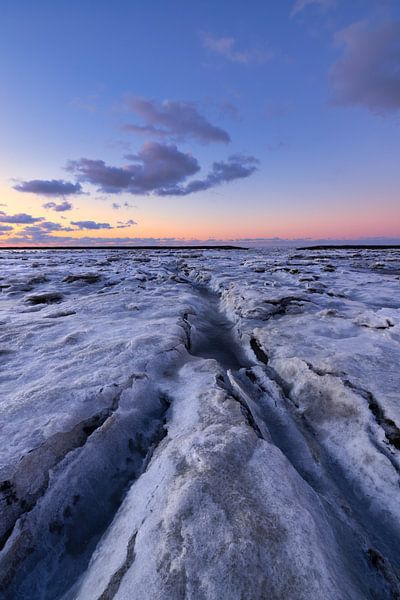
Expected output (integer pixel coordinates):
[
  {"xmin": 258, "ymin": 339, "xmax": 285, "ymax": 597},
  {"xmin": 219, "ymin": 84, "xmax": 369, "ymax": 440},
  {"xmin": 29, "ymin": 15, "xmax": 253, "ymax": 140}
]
[{"xmin": 0, "ymin": 247, "xmax": 399, "ymax": 599}]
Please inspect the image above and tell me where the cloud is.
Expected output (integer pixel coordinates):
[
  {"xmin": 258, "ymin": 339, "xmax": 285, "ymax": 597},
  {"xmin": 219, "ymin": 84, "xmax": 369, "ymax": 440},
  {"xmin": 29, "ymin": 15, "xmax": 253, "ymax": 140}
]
[
  {"xmin": 2, "ymin": 234, "xmax": 185, "ymax": 246},
  {"xmin": 112, "ymin": 201, "xmax": 135, "ymax": 210},
  {"xmin": 201, "ymin": 32, "xmax": 272, "ymax": 65},
  {"xmin": 116, "ymin": 219, "xmax": 137, "ymax": 228},
  {"xmin": 13, "ymin": 179, "xmax": 83, "ymax": 197},
  {"xmin": 67, "ymin": 142, "xmax": 201, "ymax": 195},
  {"xmin": 8, "ymin": 221, "xmax": 75, "ymax": 243},
  {"xmin": 158, "ymin": 154, "xmax": 259, "ymax": 196},
  {"xmin": 43, "ymin": 221, "xmax": 75, "ymax": 232},
  {"xmin": 1, "ymin": 217, "xmax": 135, "ymax": 244},
  {"xmin": 123, "ymin": 96, "xmax": 230, "ymax": 144},
  {"xmin": 25, "ymin": 221, "xmax": 75, "ymax": 233},
  {"xmin": 290, "ymin": 0, "xmax": 336, "ymax": 16},
  {"xmin": 71, "ymin": 221, "xmax": 113, "ymax": 230},
  {"xmin": 43, "ymin": 200, "xmax": 73, "ymax": 212},
  {"xmin": 331, "ymin": 20, "xmax": 400, "ymax": 113},
  {"xmin": 67, "ymin": 143, "xmax": 257, "ymax": 197},
  {"xmin": 3, "ymin": 233, "xmax": 400, "ymax": 247},
  {"xmin": 0, "ymin": 211, "xmax": 44, "ymax": 224}
]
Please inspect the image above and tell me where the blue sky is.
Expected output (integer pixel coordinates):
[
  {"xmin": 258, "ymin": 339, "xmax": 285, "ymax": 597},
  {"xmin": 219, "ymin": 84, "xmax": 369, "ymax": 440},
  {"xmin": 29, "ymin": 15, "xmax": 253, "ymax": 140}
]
[{"xmin": 1, "ymin": 0, "xmax": 399, "ymax": 245}]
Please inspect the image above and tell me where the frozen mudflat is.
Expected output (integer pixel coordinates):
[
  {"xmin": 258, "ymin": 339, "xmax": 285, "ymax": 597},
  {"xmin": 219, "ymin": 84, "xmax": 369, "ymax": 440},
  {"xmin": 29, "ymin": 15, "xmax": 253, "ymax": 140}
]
[{"xmin": 0, "ymin": 247, "xmax": 399, "ymax": 599}]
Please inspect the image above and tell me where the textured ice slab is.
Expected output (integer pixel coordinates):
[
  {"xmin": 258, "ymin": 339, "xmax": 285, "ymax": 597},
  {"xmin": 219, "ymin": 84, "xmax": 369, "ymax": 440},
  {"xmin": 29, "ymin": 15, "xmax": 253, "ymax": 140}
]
[
  {"xmin": 0, "ymin": 247, "xmax": 399, "ymax": 599},
  {"xmin": 73, "ymin": 361, "xmax": 362, "ymax": 600}
]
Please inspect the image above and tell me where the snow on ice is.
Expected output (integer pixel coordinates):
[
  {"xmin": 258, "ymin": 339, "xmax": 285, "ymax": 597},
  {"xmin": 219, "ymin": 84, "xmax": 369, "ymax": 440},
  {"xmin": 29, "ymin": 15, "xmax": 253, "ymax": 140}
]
[{"xmin": 0, "ymin": 247, "xmax": 399, "ymax": 599}]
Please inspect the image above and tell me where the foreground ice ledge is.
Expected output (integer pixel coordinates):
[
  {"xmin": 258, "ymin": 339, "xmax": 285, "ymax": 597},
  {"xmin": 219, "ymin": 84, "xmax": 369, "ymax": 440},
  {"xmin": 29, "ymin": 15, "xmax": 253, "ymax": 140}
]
[{"xmin": 69, "ymin": 358, "xmax": 363, "ymax": 600}]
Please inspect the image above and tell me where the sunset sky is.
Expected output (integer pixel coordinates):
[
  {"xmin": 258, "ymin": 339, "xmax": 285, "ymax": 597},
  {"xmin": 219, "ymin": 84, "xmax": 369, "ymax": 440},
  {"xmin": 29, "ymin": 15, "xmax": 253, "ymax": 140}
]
[{"xmin": 1, "ymin": 0, "xmax": 399, "ymax": 245}]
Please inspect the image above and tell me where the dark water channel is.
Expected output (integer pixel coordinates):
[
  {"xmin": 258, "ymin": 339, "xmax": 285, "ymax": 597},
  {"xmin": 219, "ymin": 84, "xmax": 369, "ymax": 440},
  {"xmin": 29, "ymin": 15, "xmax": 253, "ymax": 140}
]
[{"xmin": 187, "ymin": 286, "xmax": 253, "ymax": 371}]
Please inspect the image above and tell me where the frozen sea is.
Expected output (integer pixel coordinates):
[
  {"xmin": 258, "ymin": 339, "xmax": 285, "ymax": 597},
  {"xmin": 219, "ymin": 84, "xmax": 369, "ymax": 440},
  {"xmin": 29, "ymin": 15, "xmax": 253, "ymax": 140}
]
[{"xmin": 0, "ymin": 246, "xmax": 399, "ymax": 599}]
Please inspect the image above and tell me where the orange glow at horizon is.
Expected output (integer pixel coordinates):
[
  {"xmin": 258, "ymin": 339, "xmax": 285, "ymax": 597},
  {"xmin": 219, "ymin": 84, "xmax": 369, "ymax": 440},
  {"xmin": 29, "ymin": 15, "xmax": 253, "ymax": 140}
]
[{"xmin": 1, "ymin": 186, "xmax": 399, "ymax": 244}]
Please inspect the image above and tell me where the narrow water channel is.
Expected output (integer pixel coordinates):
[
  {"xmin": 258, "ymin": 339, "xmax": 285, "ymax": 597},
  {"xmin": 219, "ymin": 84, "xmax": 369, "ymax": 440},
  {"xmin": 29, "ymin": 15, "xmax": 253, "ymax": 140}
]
[{"xmin": 187, "ymin": 285, "xmax": 253, "ymax": 371}]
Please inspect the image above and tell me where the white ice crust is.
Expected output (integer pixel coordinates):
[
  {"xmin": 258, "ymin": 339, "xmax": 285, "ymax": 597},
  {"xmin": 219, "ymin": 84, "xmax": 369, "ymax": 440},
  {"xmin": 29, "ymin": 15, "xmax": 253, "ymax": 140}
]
[{"xmin": 0, "ymin": 247, "xmax": 399, "ymax": 599}]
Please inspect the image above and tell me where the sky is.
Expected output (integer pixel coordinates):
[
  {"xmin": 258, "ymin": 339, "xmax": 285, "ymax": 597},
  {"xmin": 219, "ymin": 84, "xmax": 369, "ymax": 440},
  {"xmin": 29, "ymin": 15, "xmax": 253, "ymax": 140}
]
[{"xmin": 1, "ymin": 0, "xmax": 399, "ymax": 246}]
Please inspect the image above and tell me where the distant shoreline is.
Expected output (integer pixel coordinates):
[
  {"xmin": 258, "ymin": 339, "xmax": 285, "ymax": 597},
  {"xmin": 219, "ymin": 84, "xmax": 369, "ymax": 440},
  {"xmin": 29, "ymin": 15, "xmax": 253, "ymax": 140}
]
[
  {"xmin": 0, "ymin": 245, "xmax": 247, "ymax": 251},
  {"xmin": 299, "ymin": 245, "xmax": 400, "ymax": 250},
  {"xmin": 0, "ymin": 244, "xmax": 398, "ymax": 251}
]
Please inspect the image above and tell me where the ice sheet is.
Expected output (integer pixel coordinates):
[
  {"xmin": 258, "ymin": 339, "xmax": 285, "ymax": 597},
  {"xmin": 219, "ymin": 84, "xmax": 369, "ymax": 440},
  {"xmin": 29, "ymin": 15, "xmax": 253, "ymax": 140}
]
[{"xmin": 0, "ymin": 247, "xmax": 399, "ymax": 599}]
